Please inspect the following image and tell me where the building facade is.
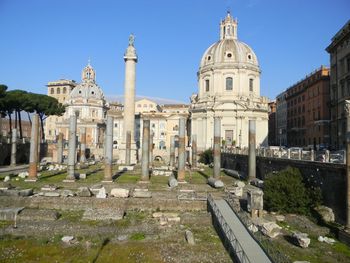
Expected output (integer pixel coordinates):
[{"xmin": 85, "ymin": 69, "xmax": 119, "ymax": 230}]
[
  {"xmin": 275, "ymin": 91, "xmax": 287, "ymax": 146},
  {"xmin": 190, "ymin": 12, "xmax": 269, "ymax": 151},
  {"xmin": 326, "ymin": 20, "xmax": 350, "ymax": 150},
  {"xmin": 286, "ymin": 66, "xmax": 330, "ymax": 148}
]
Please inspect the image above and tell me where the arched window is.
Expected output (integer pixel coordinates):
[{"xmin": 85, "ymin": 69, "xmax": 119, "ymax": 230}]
[
  {"xmin": 50, "ymin": 88, "xmax": 54, "ymax": 94},
  {"xmin": 57, "ymin": 87, "xmax": 60, "ymax": 94},
  {"xmin": 205, "ymin": 79, "xmax": 210, "ymax": 92},
  {"xmin": 159, "ymin": 141, "xmax": 165, "ymax": 149},
  {"xmin": 63, "ymin": 87, "xmax": 67, "ymax": 94},
  {"xmin": 226, "ymin": 77, "xmax": 233, "ymax": 90},
  {"xmin": 249, "ymin": 78, "xmax": 254, "ymax": 92}
]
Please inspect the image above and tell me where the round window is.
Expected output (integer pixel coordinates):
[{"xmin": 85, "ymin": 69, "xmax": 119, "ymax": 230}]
[
  {"xmin": 207, "ymin": 56, "xmax": 211, "ymax": 61},
  {"xmin": 227, "ymin": 53, "xmax": 232, "ymax": 58},
  {"xmin": 248, "ymin": 54, "xmax": 252, "ymax": 60}
]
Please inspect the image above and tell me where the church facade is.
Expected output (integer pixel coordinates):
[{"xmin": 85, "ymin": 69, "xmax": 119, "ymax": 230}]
[{"xmin": 190, "ymin": 12, "xmax": 269, "ymax": 151}]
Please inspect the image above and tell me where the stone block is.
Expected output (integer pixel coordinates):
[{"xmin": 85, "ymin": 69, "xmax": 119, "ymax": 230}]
[
  {"xmin": 110, "ymin": 188, "xmax": 129, "ymax": 198},
  {"xmin": 41, "ymin": 185, "xmax": 58, "ymax": 191},
  {"xmin": 44, "ymin": 192, "xmax": 60, "ymax": 197},
  {"xmin": 234, "ymin": 181, "xmax": 245, "ymax": 188},
  {"xmin": 76, "ymin": 187, "xmax": 92, "ymax": 197},
  {"xmin": 18, "ymin": 209, "xmax": 60, "ymax": 221},
  {"xmin": 261, "ymin": 222, "xmax": 282, "ymax": 238},
  {"xmin": 96, "ymin": 187, "xmax": 107, "ymax": 199},
  {"xmin": 82, "ymin": 208, "xmax": 124, "ymax": 221},
  {"xmin": 247, "ymin": 189, "xmax": 264, "ymax": 212},
  {"xmin": 133, "ymin": 189, "xmax": 152, "ymax": 198},
  {"xmin": 18, "ymin": 172, "xmax": 29, "ymax": 179},
  {"xmin": 185, "ymin": 230, "xmax": 195, "ymax": 245},
  {"xmin": 227, "ymin": 186, "xmax": 243, "ymax": 197},
  {"xmin": 292, "ymin": 232, "xmax": 310, "ymax": 248},
  {"xmin": 4, "ymin": 175, "xmax": 10, "ymax": 182},
  {"xmin": 118, "ymin": 165, "xmax": 134, "ymax": 171},
  {"xmin": 207, "ymin": 177, "xmax": 224, "ymax": 188},
  {"xmin": 61, "ymin": 189, "xmax": 75, "ymax": 197},
  {"xmin": 79, "ymin": 173, "xmax": 87, "ymax": 179},
  {"xmin": 0, "ymin": 207, "xmax": 24, "ymax": 220},
  {"xmin": 315, "ymin": 206, "xmax": 335, "ymax": 223}
]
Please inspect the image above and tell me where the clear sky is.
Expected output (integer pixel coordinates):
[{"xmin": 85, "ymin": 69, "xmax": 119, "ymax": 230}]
[{"xmin": 0, "ymin": 0, "xmax": 349, "ymax": 103}]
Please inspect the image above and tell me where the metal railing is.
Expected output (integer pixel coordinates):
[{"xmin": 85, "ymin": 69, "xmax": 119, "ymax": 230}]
[
  {"xmin": 222, "ymin": 147, "xmax": 346, "ymax": 164},
  {"xmin": 207, "ymin": 194, "xmax": 251, "ymax": 263},
  {"xmin": 225, "ymin": 193, "xmax": 290, "ymax": 263}
]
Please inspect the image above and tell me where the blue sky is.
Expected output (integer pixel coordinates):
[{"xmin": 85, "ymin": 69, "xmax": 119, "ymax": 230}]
[{"xmin": 0, "ymin": 0, "xmax": 349, "ymax": 103}]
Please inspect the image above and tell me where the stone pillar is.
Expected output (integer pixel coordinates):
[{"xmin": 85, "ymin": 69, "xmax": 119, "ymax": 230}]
[
  {"xmin": 345, "ymin": 100, "xmax": 350, "ymax": 229},
  {"xmin": 66, "ymin": 115, "xmax": 77, "ymax": 181},
  {"xmin": 122, "ymin": 35, "xmax": 137, "ymax": 164},
  {"xmin": 104, "ymin": 116, "xmax": 114, "ymax": 181},
  {"xmin": 248, "ymin": 120, "xmax": 256, "ymax": 181},
  {"xmin": 10, "ymin": 128, "xmax": 17, "ymax": 167},
  {"xmin": 298, "ymin": 149, "xmax": 302, "ymax": 160},
  {"xmin": 287, "ymin": 148, "xmax": 291, "ymax": 159},
  {"xmin": 177, "ymin": 118, "xmax": 186, "ymax": 182},
  {"xmin": 149, "ymin": 132, "xmax": 153, "ymax": 165},
  {"xmin": 27, "ymin": 114, "xmax": 39, "ymax": 181},
  {"xmin": 141, "ymin": 119, "xmax": 150, "ymax": 181},
  {"xmin": 213, "ymin": 117, "xmax": 221, "ymax": 179},
  {"xmin": 310, "ymin": 149, "xmax": 315, "ymax": 161},
  {"xmin": 57, "ymin": 133, "xmax": 63, "ymax": 164},
  {"xmin": 80, "ymin": 127, "xmax": 87, "ymax": 164},
  {"xmin": 170, "ymin": 136, "xmax": 175, "ymax": 167},
  {"xmin": 125, "ymin": 131, "xmax": 131, "ymax": 165},
  {"xmin": 325, "ymin": 150, "xmax": 330, "ymax": 162},
  {"xmin": 192, "ymin": 134, "xmax": 197, "ymax": 168}
]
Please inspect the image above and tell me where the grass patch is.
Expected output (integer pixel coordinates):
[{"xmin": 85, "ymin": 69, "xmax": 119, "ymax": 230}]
[
  {"xmin": 130, "ymin": 232, "xmax": 145, "ymax": 241},
  {"xmin": 333, "ymin": 242, "xmax": 350, "ymax": 257},
  {"xmin": 150, "ymin": 176, "xmax": 168, "ymax": 185},
  {"xmin": 116, "ymin": 173, "xmax": 140, "ymax": 183},
  {"xmin": 0, "ymin": 221, "xmax": 12, "ymax": 228}
]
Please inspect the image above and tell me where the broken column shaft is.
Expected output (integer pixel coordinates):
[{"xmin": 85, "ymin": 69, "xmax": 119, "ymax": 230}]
[
  {"xmin": 170, "ymin": 136, "xmax": 175, "ymax": 167},
  {"xmin": 177, "ymin": 118, "xmax": 186, "ymax": 182},
  {"xmin": 213, "ymin": 117, "xmax": 221, "ymax": 179},
  {"xmin": 125, "ymin": 131, "xmax": 131, "ymax": 165},
  {"xmin": 248, "ymin": 120, "xmax": 256, "ymax": 181},
  {"xmin": 80, "ymin": 127, "xmax": 87, "ymax": 164},
  {"xmin": 28, "ymin": 114, "xmax": 39, "ymax": 181},
  {"xmin": 57, "ymin": 133, "xmax": 63, "ymax": 164},
  {"xmin": 192, "ymin": 134, "xmax": 197, "ymax": 168},
  {"xmin": 141, "ymin": 119, "xmax": 150, "ymax": 181},
  {"xmin": 66, "ymin": 114, "xmax": 77, "ymax": 181},
  {"xmin": 149, "ymin": 132, "xmax": 153, "ymax": 165},
  {"xmin": 104, "ymin": 116, "xmax": 114, "ymax": 181},
  {"xmin": 10, "ymin": 128, "xmax": 17, "ymax": 167}
]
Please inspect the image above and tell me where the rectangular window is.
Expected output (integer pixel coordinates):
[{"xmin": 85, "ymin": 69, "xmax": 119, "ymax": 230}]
[
  {"xmin": 205, "ymin": 79, "xmax": 210, "ymax": 92},
  {"xmin": 249, "ymin": 79, "xmax": 254, "ymax": 92},
  {"xmin": 226, "ymin": 77, "xmax": 233, "ymax": 90}
]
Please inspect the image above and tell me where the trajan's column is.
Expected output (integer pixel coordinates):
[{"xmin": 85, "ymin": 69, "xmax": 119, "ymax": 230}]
[{"xmin": 121, "ymin": 34, "xmax": 138, "ymax": 164}]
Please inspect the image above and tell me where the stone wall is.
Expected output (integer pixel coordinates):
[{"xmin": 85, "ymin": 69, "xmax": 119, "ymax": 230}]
[{"xmin": 222, "ymin": 153, "xmax": 346, "ymax": 223}]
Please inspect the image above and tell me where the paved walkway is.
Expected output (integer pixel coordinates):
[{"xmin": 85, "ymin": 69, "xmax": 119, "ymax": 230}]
[
  {"xmin": 0, "ymin": 164, "xmax": 29, "ymax": 174},
  {"xmin": 214, "ymin": 199, "xmax": 271, "ymax": 263}
]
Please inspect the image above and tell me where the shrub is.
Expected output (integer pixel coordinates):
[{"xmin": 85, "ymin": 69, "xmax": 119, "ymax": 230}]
[
  {"xmin": 198, "ymin": 149, "xmax": 213, "ymax": 165},
  {"xmin": 264, "ymin": 166, "xmax": 322, "ymax": 215}
]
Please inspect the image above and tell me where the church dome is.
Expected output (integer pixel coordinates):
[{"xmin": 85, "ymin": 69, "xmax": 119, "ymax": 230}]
[{"xmin": 199, "ymin": 12, "xmax": 259, "ymax": 72}]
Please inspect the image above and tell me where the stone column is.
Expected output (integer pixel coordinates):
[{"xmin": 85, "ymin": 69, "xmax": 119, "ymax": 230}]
[
  {"xmin": 248, "ymin": 120, "xmax": 256, "ymax": 181},
  {"xmin": 213, "ymin": 117, "xmax": 221, "ymax": 179},
  {"xmin": 345, "ymin": 100, "xmax": 350, "ymax": 228},
  {"xmin": 27, "ymin": 114, "xmax": 39, "ymax": 181},
  {"xmin": 66, "ymin": 115, "xmax": 77, "ymax": 181},
  {"xmin": 10, "ymin": 128, "xmax": 17, "ymax": 167},
  {"xmin": 149, "ymin": 132, "xmax": 153, "ymax": 165},
  {"xmin": 57, "ymin": 133, "xmax": 63, "ymax": 164},
  {"xmin": 123, "ymin": 35, "xmax": 137, "ymax": 164},
  {"xmin": 141, "ymin": 119, "xmax": 150, "ymax": 181},
  {"xmin": 310, "ymin": 149, "xmax": 315, "ymax": 161},
  {"xmin": 192, "ymin": 134, "xmax": 197, "ymax": 168},
  {"xmin": 104, "ymin": 116, "xmax": 114, "ymax": 181},
  {"xmin": 125, "ymin": 131, "xmax": 131, "ymax": 165},
  {"xmin": 177, "ymin": 118, "xmax": 186, "ymax": 182},
  {"xmin": 80, "ymin": 127, "xmax": 86, "ymax": 164},
  {"xmin": 170, "ymin": 135, "xmax": 175, "ymax": 167}
]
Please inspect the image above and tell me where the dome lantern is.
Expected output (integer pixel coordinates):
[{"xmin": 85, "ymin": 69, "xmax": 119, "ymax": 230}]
[{"xmin": 220, "ymin": 11, "xmax": 238, "ymax": 40}]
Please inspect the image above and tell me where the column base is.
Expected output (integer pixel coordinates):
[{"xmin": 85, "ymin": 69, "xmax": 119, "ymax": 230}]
[{"xmin": 24, "ymin": 178, "xmax": 37, "ymax": 182}]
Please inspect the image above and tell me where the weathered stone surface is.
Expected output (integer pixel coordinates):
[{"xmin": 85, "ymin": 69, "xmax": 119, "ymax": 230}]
[
  {"xmin": 224, "ymin": 169, "xmax": 241, "ymax": 179},
  {"xmin": 44, "ymin": 192, "xmax": 60, "ymax": 197},
  {"xmin": 4, "ymin": 175, "xmax": 10, "ymax": 182},
  {"xmin": 248, "ymin": 224, "xmax": 259, "ymax": 233},
  {"xmin": 185, "ymin": 230, "xmax": 195, "ymax": 245},
  {"xmin": 82, "ymin": 208, "xmax": 124, "ymax": 221},
  {"xmin": 250, "ymin": 178, "xmax": 264, "ymax": 188},
  {"xmin": 167, "ymin": 217, "xmax": 181, "ymax": 223},
  {"xmin": 76, "ymin": 187, "xmax": 92, "ymax": 197},
  {"xmin": 276, "ymin": 215, "xmax": 285, "ymax": 222},
  {"xmin": 117, "ymin": 235, "xmax": 128, "ymax": 241},
  {"xmin": 61, "ymin": 236, "xmax": 75, "ymax": 244},
  {"xmin": 133, "ymin": 189, "xmax": 152, "ymax": 198},
  {"xmin": 168, "ymin": 176, "xmax": 178, "ymax": 188},
  {"xmin": 0, "ymin": 207, "xmax": 24, "ymax": 220},
  {"xmin": 234, "ymin": 181, "xmax": 245, "ymax": 188},
  {"xmin": 18, "ymin": 171, "xmax": 29, "ymax": 179},
  {"xmin": 318, "ymin": 236, "xmax": 335, "ymax": 244},
  {"xmin": 261, "ymin": 222, "xmax": 282, "ymax": 238},
  {"xmin": 315, "ymin": 206, "xmax": 335, "ymax": 223},
  {"xmin": 18, "ymin": 209, "xmax": 60, "ymax": 221},
  {"xmin": 152, "ymin": 212, "xmax": 163, "ymax": 218},
  {"xmin": 227, "ymin": 186, "xmax": 243, "ymax": 197},
  {"xmin": 207, "ymin": 177, "xmax": 224, "ymax": 188},
  {"xmin": 292, "ymin": 232, "xmax": 310, "ymax": 248},
  {"xmin": 110, "ymin": 188, "xmax": 129, "ymax": 198},
  {"xmin": 61, "ymin": 189, "xmax": 75, "ymax": 197},
  {"xmin": 19, "ymin": 189, "xmax": 34, "ymax": 197},
  {"xmin": 159, "ymin": 216, "xmax": 167, "ymax": 226},
  {"xmin": 247, "ymin": 189, "xmax": 264, "ymax": 212},
  {"xmin": 79, "ymin": 173, "xmax": 86, "ymax": 179},
  {"xmin": 41, "ymin": 185, "xmax": 58, "ymax": 191},
  {"xmin": 96, "ymin": 187, "xmax": 107, "ymax": 199}
]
